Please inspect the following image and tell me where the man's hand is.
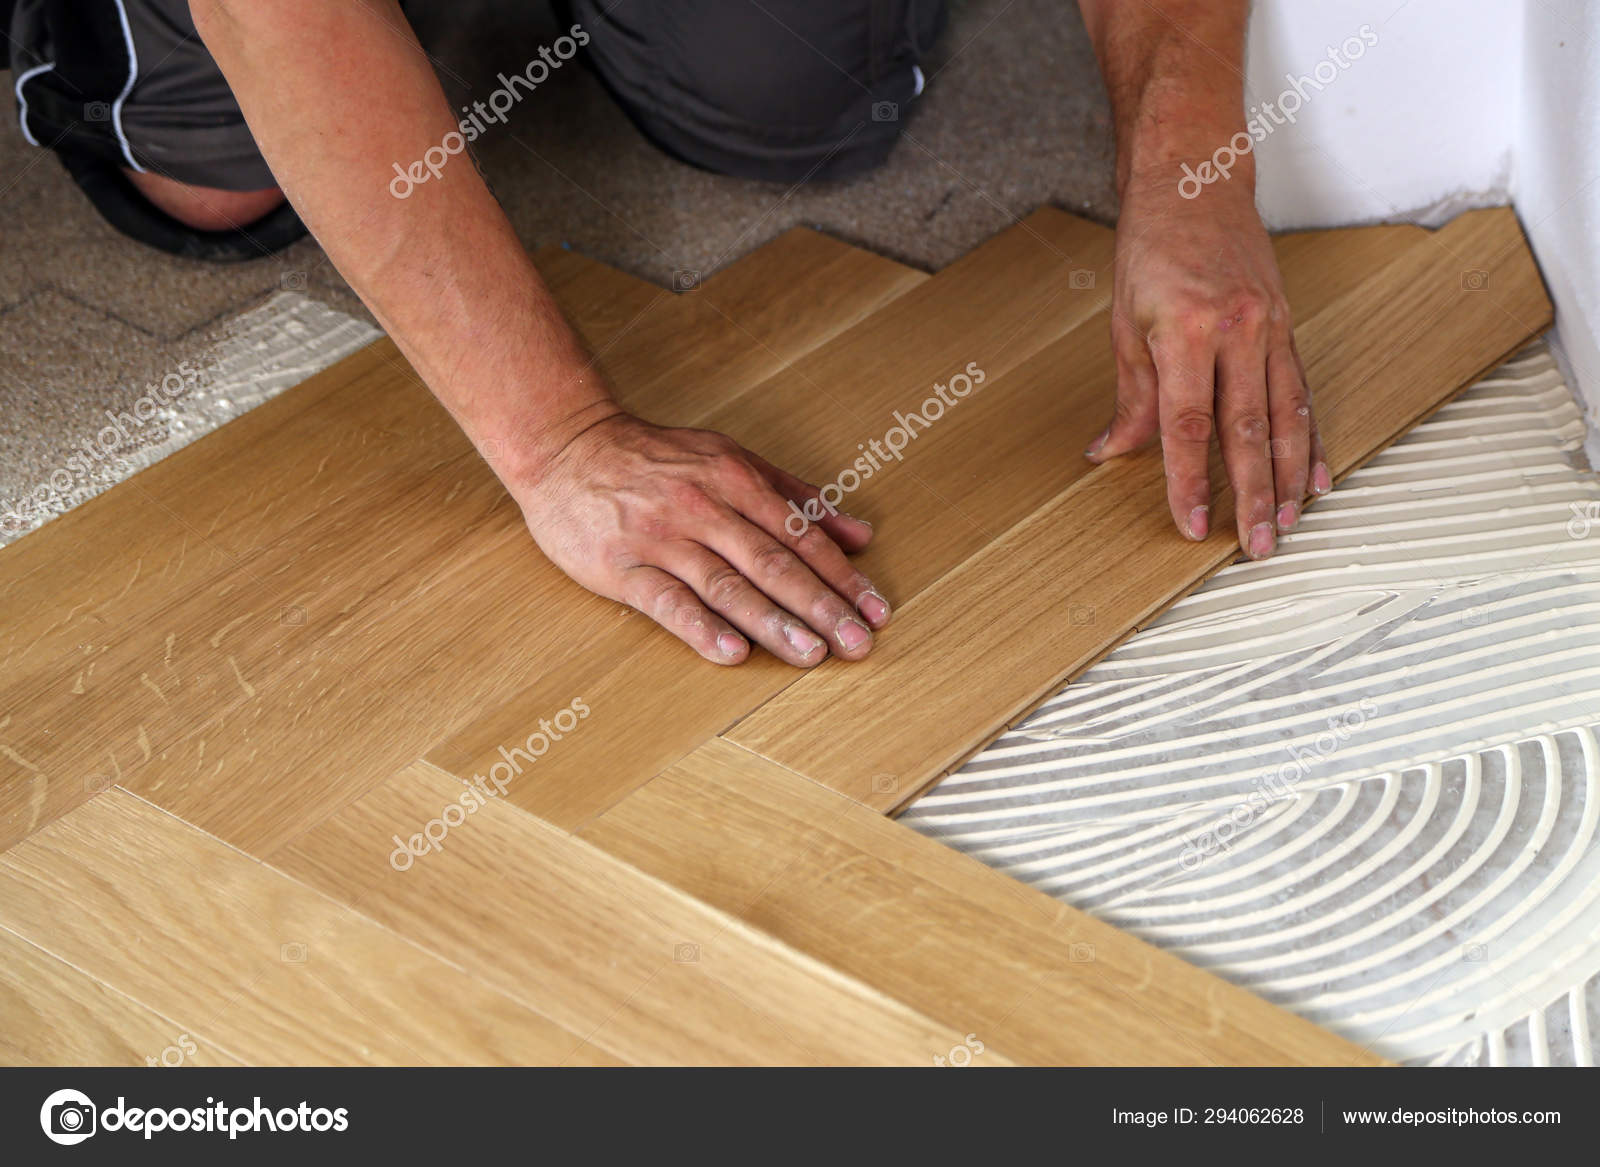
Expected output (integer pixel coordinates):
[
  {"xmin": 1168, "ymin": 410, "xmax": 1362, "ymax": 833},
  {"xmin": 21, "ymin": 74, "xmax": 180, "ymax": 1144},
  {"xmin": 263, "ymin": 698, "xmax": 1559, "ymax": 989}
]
[
  {"xmin": 195, "ymin": 1, "xmax": 887, "ymax": 667},
  {"xmin": 511, "ymin": 413, "xmax": 890, "ymax": 666},
  {"xmin": 1087, "ymin": 172, "xmax": 1329, "ymax": 556},
  {"xmin": 1078, "ymin": 0, "xmax": 1329, "ymax": 558}
]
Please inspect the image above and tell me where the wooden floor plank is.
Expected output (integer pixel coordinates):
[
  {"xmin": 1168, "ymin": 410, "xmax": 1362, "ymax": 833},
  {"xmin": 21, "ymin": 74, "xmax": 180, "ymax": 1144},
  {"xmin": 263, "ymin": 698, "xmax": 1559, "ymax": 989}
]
[
  {"xmin": 577, "ymin": 738, "xmax": 1383, "ymax": 1066},
  {"xmin": 726, "ymin": 208, "xmax": 1552, "ymax": 808},
  {"xmin": 0, "ymin": 231, "xmax": 927, "ymax": 858},
  {"xmin": 0, "ymin": 791, "xmax": 619, "ymax": 1065},
  {"xmin": 267, "ymin": 761, "xmax": 992, "ymax": 1066},
  {"xmin": 420, "ymin": 216, "xmax": 1459, "ymax": 832},
  {"xmin": 0, "ymin": 927, "xmax": 246, "ymax": 1067},
  {"xmin": 422, "ymin": 209, "xmax": 1118, "ymax": 828},
  {"xmin": 0, "ymin": 208, "xmax": 1551, "ymax": 1068}
]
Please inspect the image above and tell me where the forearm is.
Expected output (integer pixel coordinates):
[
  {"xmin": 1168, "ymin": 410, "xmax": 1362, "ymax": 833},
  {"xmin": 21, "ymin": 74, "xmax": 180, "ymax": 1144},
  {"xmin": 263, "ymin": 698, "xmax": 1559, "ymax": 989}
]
[
  {"xmin": 191, "ymin": 0, "xmax": 617, "ymax": 483},
  {"xmin": 1077, "ymin": 0, "xmax": 1252, "ymax": 196}
]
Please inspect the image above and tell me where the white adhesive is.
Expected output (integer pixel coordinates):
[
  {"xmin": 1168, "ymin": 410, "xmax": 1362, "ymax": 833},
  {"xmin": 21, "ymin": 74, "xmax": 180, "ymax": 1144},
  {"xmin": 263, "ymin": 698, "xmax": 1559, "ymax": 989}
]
[
  {"xmin": 904, "ymin": 340, "xmax": 1600, "ymax": 1065},
  {"xmin": 1, "ymin": 292, "xmax": 379, "ymax": 547}
]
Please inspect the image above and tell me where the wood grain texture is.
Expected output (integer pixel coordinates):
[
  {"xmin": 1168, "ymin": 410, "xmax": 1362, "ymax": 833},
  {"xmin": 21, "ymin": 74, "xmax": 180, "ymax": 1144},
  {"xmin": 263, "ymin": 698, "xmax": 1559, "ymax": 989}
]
[
  {"xmin": 0, "ymin": 791, "xmax": 618, "ymax": 1065},
  {"xmin": 0, "ymin": 231, "xmax": 925, "ymax": 859},
  {"xmin": 579, "ymin": 738, "xmax": 1384, "ymax": 1066},
  {"xmin": 423, "ymin": 209, "xmax": 1118, "ymax": 828},
  {"xmin": 419, "ymin": 219, "xmax": 1460, "ymax": 832},
  {"xmin": 727, "ymin": 208, "xmax": 1553, "ymax": 808},
  {"xmin": 0, "ymin": 927, "xmax": 245, "ymax": 1067},
  {"xmin": 0, "ymin": 209, "xmax": 1552, "ymax": 1067},
  {"xmin": 269, "ymin": 761, "xmax": 990, "ymax": 1066}
]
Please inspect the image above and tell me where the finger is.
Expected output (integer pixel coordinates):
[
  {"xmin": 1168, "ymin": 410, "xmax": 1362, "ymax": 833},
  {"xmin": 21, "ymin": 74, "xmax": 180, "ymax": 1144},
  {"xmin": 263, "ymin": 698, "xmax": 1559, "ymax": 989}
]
[
  {"xmin": 659, "ymin": 540, "xmax": 832, "ymax": 667},
  {"xmin": 618, "ymin": 564, "xmax": 751, "ymax": 666},
  {"xmin": 1266, "ymin": 342, "xmax": 1312, "ymax": 531},
  {"xmin": 746, "ymin": 453, "xmax": 875, "ymax": 554},
  {"xmin": 1215, "ymin": 337, "xmax": 1278, "ymax": 559},
  {"xmin": 740, "ymin": 459, "xmax": 891, "ymax": 630},
  {"xmin": 1150, "ymin": 333, "xmax": 1218, "ymax": 541},
  {"xmin": 1088, "ymin": 315, "xmax": 1162, "ymax": 462},
  {"xmin": 1291, "ymin": 334, "xmax": 1333, "ymax": 497},
  {"xmin": 702, "ymin": 512, "xmax": 877, "ymax": 659}
]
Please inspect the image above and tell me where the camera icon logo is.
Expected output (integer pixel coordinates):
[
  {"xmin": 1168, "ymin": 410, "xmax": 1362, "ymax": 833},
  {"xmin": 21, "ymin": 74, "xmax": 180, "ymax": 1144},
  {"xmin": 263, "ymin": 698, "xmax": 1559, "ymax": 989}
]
[
  {"xmin": 1068, "ymin": 269, "xmax": 1096, "ymax": 290},
  {"xmin": 84, "ymin": 101, "xmax": 111, "ymax": 122},
  {"xmin": 871, "ymin": 100, "xmax": 898, "ymax": 122},
  {"xmin": 671, "ymin": 269, "xmax": 701, "ymax": 293},
  {"xmin": 280, "ymin": 271, "xmax": 309, "ymax": 292},
  {"xmin": 40, "ymin": 1088, "xmax": 97, "ymax": 1145},
  {"xmin": 1461, "ymin": 269, "xmax": 1489, "ymax": 291}
]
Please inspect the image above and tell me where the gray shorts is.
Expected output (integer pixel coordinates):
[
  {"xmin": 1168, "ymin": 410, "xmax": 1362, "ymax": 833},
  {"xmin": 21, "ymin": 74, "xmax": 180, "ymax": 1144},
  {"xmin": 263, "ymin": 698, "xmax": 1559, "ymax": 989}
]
[{"xmin": 8, "ymin": 0, "xmax": 947, "ymax": 189}]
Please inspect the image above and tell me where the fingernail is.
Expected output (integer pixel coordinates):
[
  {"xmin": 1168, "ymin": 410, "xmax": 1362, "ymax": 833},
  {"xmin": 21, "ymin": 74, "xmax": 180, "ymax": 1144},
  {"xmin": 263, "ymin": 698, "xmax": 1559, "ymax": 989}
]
[
  {"xmin": 835, "ymin": 617, "xmax": 871, "ymax": 652},
  {"xmin": 717, "ymin": 632, "xmax": 745, "ymax": 658},
  {"xmin": 784, "ymin": 624, "xmax": 824, "ymax": 658},
  {"xmin": 1247, "ymin": 521, "xmax": 1275, "ymax": 559},
  {"xmin": 1312, "ymin": 462, "xmax": 1332, "ymax": 494},
  {"xmin": 1084, "ymin": 428, "xmax": 1109, "ymax": 460},
  {"xmin": 1277, "ymin": 501, "xmax": 1299, "ymax": 531},
  {"xmin": 858, "ymin": 590, "xmax": 891, "ymax": 627},
  {"xmin": 1186, "ymin": 505, "xmax": 1209, "ymax": 540}
]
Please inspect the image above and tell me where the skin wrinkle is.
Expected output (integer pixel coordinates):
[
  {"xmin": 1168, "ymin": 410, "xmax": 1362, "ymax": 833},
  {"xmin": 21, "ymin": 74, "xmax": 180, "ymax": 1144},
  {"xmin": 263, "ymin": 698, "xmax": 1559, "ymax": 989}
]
[{"xmin": 1079, "ymin": 0, "xmax": 1324, "ymax": 557}]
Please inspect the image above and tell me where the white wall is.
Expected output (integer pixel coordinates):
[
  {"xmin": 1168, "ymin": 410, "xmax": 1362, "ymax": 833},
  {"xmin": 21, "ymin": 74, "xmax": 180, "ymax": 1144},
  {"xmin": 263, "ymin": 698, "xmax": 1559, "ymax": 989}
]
[
  {"xmin": 1244, "ymin": 1, "xmax": 1600, "ymax": 454},
  {"xmin": 1246, "ymin": 0, "xmax": 1520, "ymax": 228},
  {"xmin": 1514, "ymin": 1, "xmax": 1600, "ymax": 463}
]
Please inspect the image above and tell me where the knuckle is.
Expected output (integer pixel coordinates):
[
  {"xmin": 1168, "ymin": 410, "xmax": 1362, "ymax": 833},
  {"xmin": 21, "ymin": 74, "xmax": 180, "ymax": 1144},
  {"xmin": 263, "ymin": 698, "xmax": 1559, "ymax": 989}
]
[
  {"xmin": 1164, "ymin": 406, "xmax": 1214, "ymax": 445},
  {"xmin": 1233, "ymin": 292, "xmax": 1272, "ymax": 328},
  {"xmin": 1231, "ymin": 413, "xmax": 1270, "ymax": 443},
  {"xmin": 701, "ymin": 566, "xmax": 746, "ymax": 611},
  {"xmin": 751, "ymin": 541, "xmax": 797, "ymax": 580},
  {"xmin": 713, "ymin": 451, "xmax": 762, "ymax": 492},
  {"xmin": 1277, "ymin": 385, "xmax": 1312, "ymax": 421},
  {"xmin": 1168, "ymin": 310, "xmax": 1214, "ymax": 346},
  {"xmin": 788, "ymin": 522, "xmax": 833, "ymax": 558},
  {"xmin": 631, "ymin": 576, "xmax": 681, "ymax": 621},
  {"xmin": 667, "ymin": 480, "xmax": 711, "ymax": 515}
]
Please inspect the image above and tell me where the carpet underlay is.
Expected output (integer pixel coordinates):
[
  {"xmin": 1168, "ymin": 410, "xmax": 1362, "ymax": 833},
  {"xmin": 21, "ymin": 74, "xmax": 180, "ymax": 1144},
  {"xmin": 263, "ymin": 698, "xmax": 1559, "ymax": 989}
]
[
  {"xmin": 905, "ymin": 340, "xmax": 1600, "ymax": 1066},
  {"xmin": 0, "ymin": 293, "xmax": 379, "ymax": 548}
]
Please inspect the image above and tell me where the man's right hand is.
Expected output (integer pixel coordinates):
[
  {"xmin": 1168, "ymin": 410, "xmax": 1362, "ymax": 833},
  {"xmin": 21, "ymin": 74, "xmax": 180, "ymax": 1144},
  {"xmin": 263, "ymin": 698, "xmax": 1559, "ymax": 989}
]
[
  {"xmin": 194, "ymin": 1, "xmax": 887, "ymax": 665},
  {"xmin": 508, "ymin": 412, "xmax": 891, "ymax": 666}
]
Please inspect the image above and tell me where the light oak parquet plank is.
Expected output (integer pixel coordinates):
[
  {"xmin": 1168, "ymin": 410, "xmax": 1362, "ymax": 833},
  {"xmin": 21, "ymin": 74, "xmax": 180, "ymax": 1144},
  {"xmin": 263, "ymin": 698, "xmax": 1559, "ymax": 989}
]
[
  {"xmin": 726, "ymin": 208, "xmax": 1552, "ymax": 809},
  {"xmin": 0, "ymin": 927, "xmax": 246, "ymax": 1067},
  {"xmin": 0, "ymin": 210, "xmax": 1547, "ymax": 1068},
  {"xmin": 577, "ymin": 737, "xmax": 1383, "ymax": 1066},
  {"xmin": 422, "ymin": 209, "xmax": 1118, "ymax": 828},
  {"xmin": 0, "ymin": 231, "xmax": 926, "ymax": 858},
  {"xmin": 0, "ymin": 247, "xmax": 618, "ymax": 686},
  {"xmin": 420, "ymin": 218, "xmax": 1455, "ymax": 831},
  {"xmin": 268, "ymin": 760, "xmax": 994, "ymax": 1066},
  {"xmin": 0, "ymin": 791, "xmax": 619, "ymax": 1065}
]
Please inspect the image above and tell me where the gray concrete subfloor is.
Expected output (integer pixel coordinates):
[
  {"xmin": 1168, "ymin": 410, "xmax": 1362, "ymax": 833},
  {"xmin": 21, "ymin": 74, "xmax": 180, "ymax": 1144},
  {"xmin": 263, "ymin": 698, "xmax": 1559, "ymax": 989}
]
[{"xmin": 0, "ymin": 0, "xmax": 1118, "ymax": 508}]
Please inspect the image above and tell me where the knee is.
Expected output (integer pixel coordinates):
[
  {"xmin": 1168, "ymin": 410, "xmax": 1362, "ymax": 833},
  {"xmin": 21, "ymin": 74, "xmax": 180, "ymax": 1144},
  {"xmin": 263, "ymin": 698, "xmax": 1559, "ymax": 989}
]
[{"xmin": 125, "ymin": 169, "xmax": 285, "ymax": 231}]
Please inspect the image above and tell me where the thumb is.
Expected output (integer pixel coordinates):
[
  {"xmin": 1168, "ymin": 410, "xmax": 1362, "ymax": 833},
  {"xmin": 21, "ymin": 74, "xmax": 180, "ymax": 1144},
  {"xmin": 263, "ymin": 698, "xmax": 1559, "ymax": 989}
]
[{"xmin": 1086, "ymin": 326, "xmax": 1161, "ymax": 462}]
